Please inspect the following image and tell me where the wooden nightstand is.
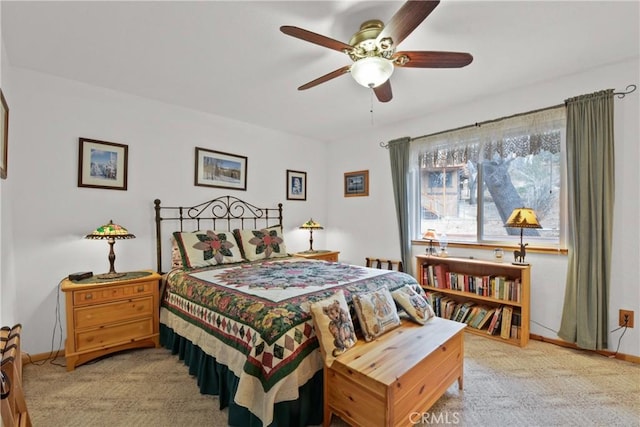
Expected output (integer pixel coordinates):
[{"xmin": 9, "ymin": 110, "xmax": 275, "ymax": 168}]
[
  {"xmin": 294, "ymin": 250, "xmax": 340, "ymax": 262},
  {"xmin": 60, "ymin": 270, "xmax": 161, "ymax": 371}
]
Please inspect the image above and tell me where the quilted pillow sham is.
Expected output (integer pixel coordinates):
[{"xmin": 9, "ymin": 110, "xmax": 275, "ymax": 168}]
[
  {"xmin": 234, "ymin": 226, "xmax": 289, "ymax": 261},
  {"xmin": 173, "ymin": 230, "xmax": 244, "ymax": 268},
  {"xmin": 352, "ymin": 285, "xmax": 401, "ymax": 342}
]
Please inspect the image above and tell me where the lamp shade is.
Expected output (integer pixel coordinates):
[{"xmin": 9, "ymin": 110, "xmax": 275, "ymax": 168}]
[
  {"xmin": 505, "ymin": 208, "xmax": 542, "ymax": 229},
  {"xmin": 422, "ymin": 229, "xmax": 438, "ymax": 240},
  {"xmin": 350, "ymin": 56, "xmax": 394, "ymax": 88},
  {"xmin": 299, "ymin": 219, "xmax": 323, "ymax": 230},
  {"xmin": 85, "ymin": 220, "xmax": 136, "ymax": 240}
]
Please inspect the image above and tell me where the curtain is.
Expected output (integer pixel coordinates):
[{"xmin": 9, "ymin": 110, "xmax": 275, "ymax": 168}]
[
  {"xmin": 388, "ymin": 137, "xmax": 412, "ymax": 276},
  {"xmin": 558, "ymin": 89, "xmax": 614, "ymax": 350},
  {"xmin": 410, "ymin": 107, "xmax": 565, "ymax": 169}
]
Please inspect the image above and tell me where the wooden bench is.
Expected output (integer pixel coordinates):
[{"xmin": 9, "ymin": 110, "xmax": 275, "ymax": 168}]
[
  {"xmin": 324, "ymin": 317, "xmax": 465, "ymax": 427},
  {"xmin": 1, "ymin": 324, "xmax": 32, "ymax": 427},
  {"xmin": 365, "ymin": 257, "xmax": 404, "ymax": 272}
]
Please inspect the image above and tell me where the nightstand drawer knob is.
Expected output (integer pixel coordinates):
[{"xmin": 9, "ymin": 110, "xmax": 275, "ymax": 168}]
[
  {"xmin": 85, "ymin": 293, "xmax": 93, "ymax": 300},
  {"xmin": 137, "ymin": 286, "xmax": 145, "ymax": 292}
]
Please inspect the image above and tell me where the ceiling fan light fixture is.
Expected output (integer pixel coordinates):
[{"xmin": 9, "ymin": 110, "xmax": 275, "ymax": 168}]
[{"xmin": 350, "ymin": 56, "xmax": 394, "ymax": 88}]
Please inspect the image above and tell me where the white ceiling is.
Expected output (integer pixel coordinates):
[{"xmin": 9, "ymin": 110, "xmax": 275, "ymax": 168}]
[{"xmin": 2, "ymin": 1, "xmax": 639, "ymax": 143}]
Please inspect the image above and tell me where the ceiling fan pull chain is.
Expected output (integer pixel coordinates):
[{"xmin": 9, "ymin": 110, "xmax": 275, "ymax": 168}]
[{"xmin": 370, "ymin": 91, "xmax": 375, "ymax": 126}]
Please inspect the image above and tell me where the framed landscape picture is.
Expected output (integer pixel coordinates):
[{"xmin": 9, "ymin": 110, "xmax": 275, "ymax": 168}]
[
  {"xmin": 78, "ymin": 138, "xmax": 128, "ymax": 190},
  {"xmin": 344, "ymin": 170, "xmax": 369, "ymax": 197},
  {"xmin": 0, "ymin": 89, "xmax": 8, "ymax": 180},
  {"xmin": 195, "ymin": 147, "xmax": 247, "ymax": 190},
  {"xmin": 286, "ymin": 169, "xmax": 307, "ymax": 201}
]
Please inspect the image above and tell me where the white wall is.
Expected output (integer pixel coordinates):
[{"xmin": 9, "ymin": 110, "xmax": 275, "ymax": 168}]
[
  {"xmin": 0, "ymin": 14, "xmax": 17, "ymax": 327},
  {"xmin": 2, "ymin": 55, "xmax": 638, "ymax": 358},
  {"xmin": 326, "ymin": 58, "xmax": 640, "ymax": 357},
  {"xmin": 4, "ymin": 67, "xmax": 330, "ymax": 354}
]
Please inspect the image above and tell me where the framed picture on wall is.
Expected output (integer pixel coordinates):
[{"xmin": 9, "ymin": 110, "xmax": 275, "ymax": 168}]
[
  {"xmin": 344, "ymin": 170, "xmax": 369, "ymax": 197},
  {"xmin": 195, "ymin": 147, "xmax": 248, "ymax": 190},
  {"xmin": 78, "ymin": 138, "xmax": 128, "ymax": 190},
  {"xmin": 286, "ymin": 170, "xmax": 307, "ymax": 201},
  {"xmin": 0, "ymin": 89, "xmax": 8, "ymax": 180}
]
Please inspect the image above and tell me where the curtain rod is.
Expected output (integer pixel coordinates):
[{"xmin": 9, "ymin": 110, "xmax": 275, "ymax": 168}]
[{"xmin": 380, "ymin": 84, "xmax": 637, "ymax": 148}]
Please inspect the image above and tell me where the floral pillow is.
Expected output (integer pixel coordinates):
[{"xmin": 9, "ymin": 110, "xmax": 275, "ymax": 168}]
[
  {"xmin": 170, "ymin": 238, "xmax": 183, "ymax": 269},
  {"xmin": 172, "ymin": 230, "xmax": 244, "ymax": 269},
  {"xmin": 352, "ymin": 286, "xmax": 401, "ymax": 342},
  {"xmin": 391, "ymin": 284, "xmax": 435, "ymax": 325},
  {"xmin": 234, "ymin": 226, "xmax": 288, "ymax": 261},
  {"xmin": 309, "ymin": 290, "xmax": 358, "ymax": 367}
]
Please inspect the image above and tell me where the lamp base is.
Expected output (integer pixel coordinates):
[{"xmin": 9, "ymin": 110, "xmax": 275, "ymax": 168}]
[
  {"xmin": 511, "ymin": 262, "xmax": 530, "ymax": 266},
  {"xmin": 96, "ymin": 272, "xmax": 127, "ymax": 280}
]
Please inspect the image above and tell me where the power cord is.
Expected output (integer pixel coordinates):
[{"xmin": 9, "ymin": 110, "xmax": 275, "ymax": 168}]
[
  {"xmin": 534, "ymin": 318, "xmax": 630, "ymax": 358},
  {"xmin": 23, "ymin": 279, "xmax": 66, "ymax": 367},
  {"xmin": 531, "ymin": 319, "xmax": 558, "ymax": 334},
  {"xmin": 608, "ymin": 317, "xmax": 629, "ymax": 358}
]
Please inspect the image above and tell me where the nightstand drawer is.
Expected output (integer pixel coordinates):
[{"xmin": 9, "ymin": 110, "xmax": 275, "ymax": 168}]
[
  {"xmin": 75, "ymin": 318, "xmax": 154, "ymax": 352},
  {"xmin": 73, "ymin": 281, "xmax": 154, "ymax": 306},
  {"xmin": 74, "ymin": 296, "xmax": 154, "ymax": 329}
]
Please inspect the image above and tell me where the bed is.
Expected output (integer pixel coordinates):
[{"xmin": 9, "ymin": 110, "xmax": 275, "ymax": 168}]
[{"xmin": 154, "ymin": 196, "xmax": 421, "ymax": 427}]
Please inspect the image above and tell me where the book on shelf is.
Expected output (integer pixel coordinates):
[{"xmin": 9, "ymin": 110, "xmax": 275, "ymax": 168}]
[
  {"xmin": 443, "ymin": 298, "xmax": 458, "ymax": 320},
  {"xmin": 465, "ymin": 306, "xmax": 483, "ymax": 326},
  {"xmin": 510, "ymin": 311, "xmax": 522, "ymax": 339},
  {"xmin": 468, "ymin": 305, "xmax": 488, "ymax": 328},
  {"xmin": 500, "ymin": 306, "xmax": 513, "ymax": 339},
  {"xmin": 434, "ymin": 264, "xmax": 448, "ymax": 289},
  {"xmin": 475, "ymin": 307, "xmax": 496, "ymax": 330},
  {"xmin": 487, "ymin": 306, "xmax": 503, "ymax": 335},
  {"xmin": 456, "ymin": 301, "xmax": 476, "ymax": 323}
]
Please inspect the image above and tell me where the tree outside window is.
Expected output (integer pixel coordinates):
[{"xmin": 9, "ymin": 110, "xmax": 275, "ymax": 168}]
[{"xmin": 412, "ymin": 107, "xmax": 565, "ymax": 246}]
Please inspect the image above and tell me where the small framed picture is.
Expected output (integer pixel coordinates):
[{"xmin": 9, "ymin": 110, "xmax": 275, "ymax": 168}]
[
  {"xmin": 344, "ymin": 170, "xmax": 369, "ymax": 197},
  {"xmin": 0, "ymin": 89, "xmax": 8, "ymax": 180},
  {"xmin": 286, "ymin": 170, "xmax": 307, "ymax": 201},
  {"xmin": 195, "ymin": 147, "xmax": 247, "ymax": 191},
  {"xmin": 78, "ymin": 138, "xmax": 128, "ymax": 190}
]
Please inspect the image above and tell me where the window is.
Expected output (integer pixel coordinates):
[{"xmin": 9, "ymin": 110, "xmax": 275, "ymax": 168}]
[{"xmin": 410, "ymin": 107, "xmax": 566, "ymax": 247}]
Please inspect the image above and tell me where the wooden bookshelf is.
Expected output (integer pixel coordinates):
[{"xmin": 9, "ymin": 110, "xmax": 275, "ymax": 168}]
[{"xmin": 416, "ymin": 254, "xmax": 530, "ymax": 347}]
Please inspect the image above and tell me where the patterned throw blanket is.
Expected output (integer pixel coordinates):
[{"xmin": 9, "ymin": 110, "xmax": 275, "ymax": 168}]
[{"xmin": 160, "ymin": 258, "xmax": 418, "ymax": 425}]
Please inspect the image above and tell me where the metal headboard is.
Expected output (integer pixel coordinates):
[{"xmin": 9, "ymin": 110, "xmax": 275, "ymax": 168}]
[{"xmin": 154, "ymin": 196, "xmax": 283, "ymax": 273}]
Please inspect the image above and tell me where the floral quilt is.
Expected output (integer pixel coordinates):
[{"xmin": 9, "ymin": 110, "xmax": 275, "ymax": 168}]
[{"xmin": 160, "ymin": 257, "xmax": 418, "ymax": 424}]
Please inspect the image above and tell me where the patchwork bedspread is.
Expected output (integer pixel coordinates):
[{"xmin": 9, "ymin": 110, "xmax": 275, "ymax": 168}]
[{"xmin": 159, "ymin": 257, "xmax": 418, "ymax": 425}]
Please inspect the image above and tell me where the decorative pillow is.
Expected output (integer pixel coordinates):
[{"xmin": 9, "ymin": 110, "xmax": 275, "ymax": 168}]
[
  {"xmin": 391, "ymin": 284, "xmax": 435, "ymax": 325},
  {"xmin": 170, "ymin": 238, "xmax": 183, "ymax": 269},
  {"xmin": 309, "ymin": 290, "xmax": 358, "ymax": 367},
  {"xmin": 352, "ymin": 286, "xmax": 401, "ymax": 342},
  {"xmin": 172, "ymin": 230, "xmax": 244, "ymax": 268},
  {"xmin": 234, "ymin": 226, "xmax": 288, "ymax": 261}
]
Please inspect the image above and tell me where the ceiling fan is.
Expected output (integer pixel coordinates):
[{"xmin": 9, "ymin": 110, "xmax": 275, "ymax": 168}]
[{"xmin": 280, "ymin": 0, "xmax": 473, "ymax": 102}]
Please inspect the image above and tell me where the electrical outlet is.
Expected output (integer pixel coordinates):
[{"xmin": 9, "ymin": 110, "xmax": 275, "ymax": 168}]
[{"xmin": 619, "ymin": 309, "xmax": 634, "ymax": 328}]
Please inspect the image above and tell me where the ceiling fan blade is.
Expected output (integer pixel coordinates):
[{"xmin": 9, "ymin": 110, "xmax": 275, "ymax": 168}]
[
  {"xmin": 376, "ymin": 0, "xmax": 440, "ymax": 48},
  {"xmin": 298, "ymin": 65, "xmax": 351, "ymax": 91},
  {"xmin": 280, "ymin": 26, "xmax": 353, "ymax": 53},
  {"xmin": 373, "ymin": 80, "xmax": 393, "ymax": 103},
  {"xmin": 393, "ymin": 51, "xmax": 473, "ymax": 68}
]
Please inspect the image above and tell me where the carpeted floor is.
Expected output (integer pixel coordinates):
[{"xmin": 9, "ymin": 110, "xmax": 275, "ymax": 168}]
[{"xmin": 23, "ymin": 334, "xmax": 640, "ymax": 427}]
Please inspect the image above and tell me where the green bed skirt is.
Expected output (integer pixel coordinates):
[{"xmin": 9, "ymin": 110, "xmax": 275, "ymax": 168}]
[{"xmin": 160, "ymin": 324, "xmax": 324, "ymax": 427}]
